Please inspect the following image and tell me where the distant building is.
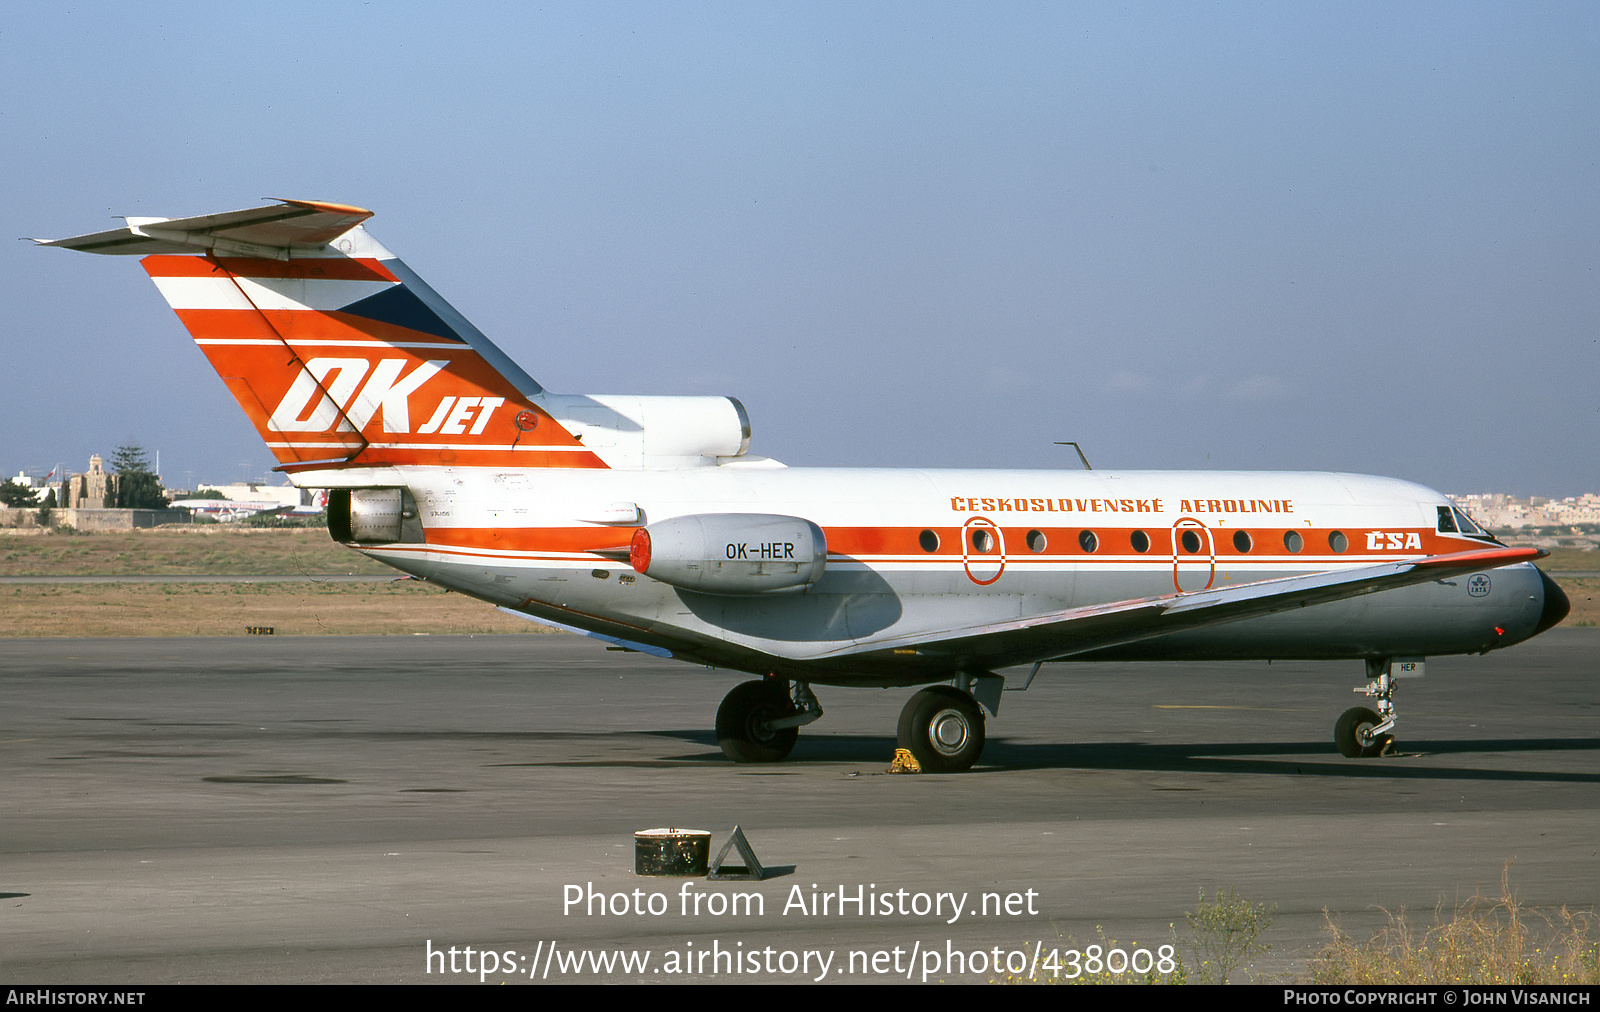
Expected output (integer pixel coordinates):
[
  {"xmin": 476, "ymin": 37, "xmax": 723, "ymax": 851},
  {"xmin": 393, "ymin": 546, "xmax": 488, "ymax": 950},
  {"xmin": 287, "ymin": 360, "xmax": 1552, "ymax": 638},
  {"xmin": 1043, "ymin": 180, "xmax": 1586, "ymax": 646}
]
[
  {"xmin": 59, "ymin": 454, "xmax": 117, "ymax": 509},
  {"xmin": 6, "ymin": 471, "xmax": 49, "ymax": 503},
  {"xmin": 1450, "ymin": 491, "xmax": 1600, "ymax": 549},
  {"xmin": 1451, "ymin": 492, "xmax": 1600, "ymax": 530},
  {"xmin": 0, "ymin": 455, "xmax": 190, "ymax": 530}
]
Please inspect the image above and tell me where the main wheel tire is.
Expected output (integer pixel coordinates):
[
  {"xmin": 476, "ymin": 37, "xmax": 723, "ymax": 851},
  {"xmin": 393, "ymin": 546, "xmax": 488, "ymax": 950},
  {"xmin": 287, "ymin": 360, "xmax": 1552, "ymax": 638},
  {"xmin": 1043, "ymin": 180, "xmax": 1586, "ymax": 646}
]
[
  {"xmin": 897, "ymin": 686, "xmax": 985, "ymax": 772},
  {"xmin": 1334, "ymin": 706, "xmax": 1391, "ymax": 758},
  {"xmin": 716, "ymin": 680, "xmax": 798, "ymax": 763}
]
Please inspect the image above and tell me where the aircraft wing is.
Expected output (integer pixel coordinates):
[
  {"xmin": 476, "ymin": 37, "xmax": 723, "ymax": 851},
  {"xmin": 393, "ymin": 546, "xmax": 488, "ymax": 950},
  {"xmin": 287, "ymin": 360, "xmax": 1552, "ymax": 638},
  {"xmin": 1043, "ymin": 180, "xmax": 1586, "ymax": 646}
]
[
  {"xmin": 813, "ymin": 545, "xmax": 1542, "ymax": 666},
  {"xmin": 31, "ymin": 198, "xmax": 372, "ymax": 259}
]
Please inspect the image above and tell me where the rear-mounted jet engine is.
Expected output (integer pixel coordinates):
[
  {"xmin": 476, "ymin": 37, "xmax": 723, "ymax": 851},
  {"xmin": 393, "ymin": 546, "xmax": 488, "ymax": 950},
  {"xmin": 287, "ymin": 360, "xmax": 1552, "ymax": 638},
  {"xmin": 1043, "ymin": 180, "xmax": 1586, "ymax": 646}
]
[
  {"xmin": 629, "ymin": 514, "xmax": 826, "ymax": 595},
  {"xmin": 328, "ymin": 488, "xmax": 425, "ymax": 544}
]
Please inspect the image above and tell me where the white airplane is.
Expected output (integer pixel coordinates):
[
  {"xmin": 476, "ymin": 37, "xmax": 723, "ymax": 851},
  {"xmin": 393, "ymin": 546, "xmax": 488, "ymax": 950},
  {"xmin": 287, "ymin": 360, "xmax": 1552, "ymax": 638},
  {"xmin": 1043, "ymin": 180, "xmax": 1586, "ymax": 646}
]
[
  {"xmin": 172, "ymin": 489, "xmax": 328, "ymax": 521},
  {"xmin": 38, "ymin": 199, "xmax": 1569, "ymax": 771},
  {"xmin": 172, "ymin": 497, "xmax": 298, "ymax": 520}
]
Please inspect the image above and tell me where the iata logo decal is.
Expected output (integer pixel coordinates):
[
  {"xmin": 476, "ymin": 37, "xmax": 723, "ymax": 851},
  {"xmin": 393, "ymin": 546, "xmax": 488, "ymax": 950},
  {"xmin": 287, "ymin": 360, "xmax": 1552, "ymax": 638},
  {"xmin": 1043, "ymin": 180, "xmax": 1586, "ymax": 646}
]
[
  {"xmin": 1467, "ymin": 574, "xmax": 1491, "ymax": 598},
  {"xmin": 267, "ymin": 357, "xmax": 502, "ymax": 435}
]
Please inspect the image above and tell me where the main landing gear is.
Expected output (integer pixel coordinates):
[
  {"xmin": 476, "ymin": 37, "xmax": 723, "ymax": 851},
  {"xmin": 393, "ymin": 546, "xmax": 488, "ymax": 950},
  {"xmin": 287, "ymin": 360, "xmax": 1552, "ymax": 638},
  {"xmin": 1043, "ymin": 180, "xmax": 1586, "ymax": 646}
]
[
  {"xmin": 715, "ymin": 679, "xmax": 822, "ymax": 763},
  {"xmin": 897, "ymin": 687, "xmax": 985, "ymax": 773},
  {"xmin": 1334, "ymin": 658, "xmax": 1401, "ymax": 758},
  {"xmin": 715, "ymin": 675, "xmax": 1000, "ymax": 772}
]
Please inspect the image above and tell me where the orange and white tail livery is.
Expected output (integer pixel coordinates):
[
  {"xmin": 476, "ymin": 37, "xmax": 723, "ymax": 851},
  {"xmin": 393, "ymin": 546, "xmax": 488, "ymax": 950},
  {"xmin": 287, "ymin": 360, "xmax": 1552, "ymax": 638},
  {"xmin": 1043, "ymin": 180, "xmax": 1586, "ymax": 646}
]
[{"xmin": 47, "ymin": 199, "xmax": 603, "ymax": 471}]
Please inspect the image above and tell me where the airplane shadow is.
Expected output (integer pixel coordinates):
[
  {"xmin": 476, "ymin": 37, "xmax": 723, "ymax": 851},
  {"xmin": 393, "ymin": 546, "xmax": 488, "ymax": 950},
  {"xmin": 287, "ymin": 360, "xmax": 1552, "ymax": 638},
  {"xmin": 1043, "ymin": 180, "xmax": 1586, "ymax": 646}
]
[
  {"xmin": 489, "ymin": 727, "xmax": 1599, "ymax": 782},
  {"xmin": 628, "ymin": 730, "xmax": 1600, "ymax": 782}
]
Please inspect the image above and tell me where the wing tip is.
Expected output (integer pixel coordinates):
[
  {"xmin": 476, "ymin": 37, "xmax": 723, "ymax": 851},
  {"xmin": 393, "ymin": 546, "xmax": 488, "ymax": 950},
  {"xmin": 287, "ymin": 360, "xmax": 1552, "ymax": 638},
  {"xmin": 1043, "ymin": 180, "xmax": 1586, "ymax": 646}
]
[
  {"xmin": 268, "ymin": 197, "xmax": 374, "ymax": 219},
  {"xmin": 1414, "ymin": 545, "xmax": 1544, "ymax": 568}
]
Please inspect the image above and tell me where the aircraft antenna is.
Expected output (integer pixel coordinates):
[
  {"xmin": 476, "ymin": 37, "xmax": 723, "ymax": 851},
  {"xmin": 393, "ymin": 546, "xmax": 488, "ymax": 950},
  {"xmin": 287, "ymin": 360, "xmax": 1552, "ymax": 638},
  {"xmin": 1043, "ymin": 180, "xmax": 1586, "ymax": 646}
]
[{"xmin": 1053, "ymin": 441, "xmax": 1092, "ymax": 470}]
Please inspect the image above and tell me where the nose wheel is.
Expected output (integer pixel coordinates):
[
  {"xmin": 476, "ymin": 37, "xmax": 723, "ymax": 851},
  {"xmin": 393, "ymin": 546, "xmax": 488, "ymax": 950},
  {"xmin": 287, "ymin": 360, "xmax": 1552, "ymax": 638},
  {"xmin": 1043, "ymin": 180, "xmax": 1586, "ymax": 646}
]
[
  {"xmin": 1334, "ymin": 706, "xmax": 1392, "ymax": 758},
  {"xmin": 897, "ymin": 686, "xmax": 985, "ymax": 772},
  {"xmin": 1334, "ymin": 658, "xmax": 1400, "ymax": 757}
]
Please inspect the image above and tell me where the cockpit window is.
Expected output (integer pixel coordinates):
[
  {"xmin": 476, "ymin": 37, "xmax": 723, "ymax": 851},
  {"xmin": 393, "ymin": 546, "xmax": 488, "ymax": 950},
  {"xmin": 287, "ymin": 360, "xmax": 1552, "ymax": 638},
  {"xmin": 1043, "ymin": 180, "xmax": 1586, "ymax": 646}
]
[
  {"xmin": 1452, "ymin": 507, "xmax": 1485, "ymax": 536},
  {"xmin": 1436, "ymin": 506, "xmax": 1458, "ymax": 533}
]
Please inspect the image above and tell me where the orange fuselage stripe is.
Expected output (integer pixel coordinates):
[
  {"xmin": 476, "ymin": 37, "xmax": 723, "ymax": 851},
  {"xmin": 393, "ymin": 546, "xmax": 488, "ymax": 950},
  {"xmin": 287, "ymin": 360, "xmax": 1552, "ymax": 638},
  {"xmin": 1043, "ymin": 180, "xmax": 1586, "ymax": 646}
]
[{"xmin": 416, "ymin": 524, "xmax": 1465, "ymax": 560}]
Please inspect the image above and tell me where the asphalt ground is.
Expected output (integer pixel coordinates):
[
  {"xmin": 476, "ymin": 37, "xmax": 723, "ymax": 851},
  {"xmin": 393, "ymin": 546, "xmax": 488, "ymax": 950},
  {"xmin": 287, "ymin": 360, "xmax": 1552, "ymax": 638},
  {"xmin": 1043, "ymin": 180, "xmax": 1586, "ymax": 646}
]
[{"xmin": 2, "ymin": 630, "xmax": 1595, "ymax": 984}]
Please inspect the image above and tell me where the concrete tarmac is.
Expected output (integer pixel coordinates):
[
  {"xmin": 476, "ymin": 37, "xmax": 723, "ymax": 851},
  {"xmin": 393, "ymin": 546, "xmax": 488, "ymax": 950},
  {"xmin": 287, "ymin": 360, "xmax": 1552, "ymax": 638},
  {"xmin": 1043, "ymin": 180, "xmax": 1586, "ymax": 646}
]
[{"xmin": 2, "ymin": 630, "xmax": 1595, "ymax": 984}]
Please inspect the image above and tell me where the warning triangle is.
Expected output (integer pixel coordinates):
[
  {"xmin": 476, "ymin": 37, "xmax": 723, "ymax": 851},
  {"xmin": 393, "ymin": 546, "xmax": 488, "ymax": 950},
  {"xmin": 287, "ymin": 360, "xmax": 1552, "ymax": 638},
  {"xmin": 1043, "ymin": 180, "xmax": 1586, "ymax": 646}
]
[{"xmin": 707, "ymin": 825, "xmax": 766, "ymax": 881}]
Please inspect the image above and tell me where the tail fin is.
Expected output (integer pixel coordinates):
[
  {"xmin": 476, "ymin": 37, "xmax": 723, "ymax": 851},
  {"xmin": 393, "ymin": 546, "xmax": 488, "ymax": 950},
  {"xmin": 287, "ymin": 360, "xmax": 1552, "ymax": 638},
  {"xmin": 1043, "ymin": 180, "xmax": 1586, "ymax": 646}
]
[{"xmin": 38, "ymin": 199, "xmax": 604, "ymax": 471}]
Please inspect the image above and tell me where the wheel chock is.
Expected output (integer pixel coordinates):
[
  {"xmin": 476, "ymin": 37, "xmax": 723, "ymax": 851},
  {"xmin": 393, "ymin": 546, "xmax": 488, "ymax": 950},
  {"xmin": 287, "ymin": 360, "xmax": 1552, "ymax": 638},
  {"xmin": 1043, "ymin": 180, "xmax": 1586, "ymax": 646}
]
[
  {"xmin": 707, "ymin": 824, "xmax": 766, "ymax": 881},
  {"xmin": 888, "ymin": 748, "xmax": 922, "ymax": 774}
]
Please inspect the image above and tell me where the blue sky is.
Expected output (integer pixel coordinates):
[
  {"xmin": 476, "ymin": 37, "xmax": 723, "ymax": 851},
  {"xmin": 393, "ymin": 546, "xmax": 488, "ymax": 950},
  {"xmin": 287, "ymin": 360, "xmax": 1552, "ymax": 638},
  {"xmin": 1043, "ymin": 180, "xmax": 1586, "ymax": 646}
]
[{"xmin": 4, "ymin": 3, "xmax": 1595, "ymax": 495}]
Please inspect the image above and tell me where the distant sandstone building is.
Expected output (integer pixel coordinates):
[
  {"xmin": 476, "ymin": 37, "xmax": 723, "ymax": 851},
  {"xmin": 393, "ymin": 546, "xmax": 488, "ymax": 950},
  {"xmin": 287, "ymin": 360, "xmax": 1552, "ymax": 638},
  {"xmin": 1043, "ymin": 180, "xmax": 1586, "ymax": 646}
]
[
  {"xmin": 1451, "ymin": 492, "xmax": 1600, "ymax": 530},
  {"xmin": 60, "ymin": 454, "xmax": 117, "ymax": 509}
]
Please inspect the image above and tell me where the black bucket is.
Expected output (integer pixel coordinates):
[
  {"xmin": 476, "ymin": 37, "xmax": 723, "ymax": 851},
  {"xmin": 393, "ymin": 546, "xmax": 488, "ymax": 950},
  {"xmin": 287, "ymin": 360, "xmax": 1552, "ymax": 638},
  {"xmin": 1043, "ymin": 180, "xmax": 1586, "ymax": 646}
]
[{"xmin": 634, "ymin": 828, "xmax": 711, "ymax": 876}]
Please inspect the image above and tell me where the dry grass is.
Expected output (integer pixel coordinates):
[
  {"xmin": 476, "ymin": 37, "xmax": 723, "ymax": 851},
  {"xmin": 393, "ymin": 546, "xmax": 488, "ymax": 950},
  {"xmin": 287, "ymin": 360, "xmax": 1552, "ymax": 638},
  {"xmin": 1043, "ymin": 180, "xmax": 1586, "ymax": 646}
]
[
  {"xmin": 1536, "ymin": 547, "xmax": 1600, "ymax": 573},
  {"xmin": 1555, "ymin": 576, "xmax": 1598, "ymax": 627},
  {"xmin": 0, "ymin": 526, "xmax": 391, "ymax": 577},
  {"xmin": 993, "ymin": 874, "xmax": 1599, "ymax": 986},
  {"xmin": 1539, "ymin": 549, "xmax": 1598, "ymax": 627},
  {"xmin": 0, "ymin": 580, "xmax": 551, "ymax": 637},
  {"xmin": 0, "ymin": 527, "xmax": 547, "ymax": 637},
  {"xmin": 1310, "ymin": 868, "xmax": 1600, "ymax": 985},
  {"xmin": 1187, "ymin": 886, "xmax": 1274, "ymax": 984}
]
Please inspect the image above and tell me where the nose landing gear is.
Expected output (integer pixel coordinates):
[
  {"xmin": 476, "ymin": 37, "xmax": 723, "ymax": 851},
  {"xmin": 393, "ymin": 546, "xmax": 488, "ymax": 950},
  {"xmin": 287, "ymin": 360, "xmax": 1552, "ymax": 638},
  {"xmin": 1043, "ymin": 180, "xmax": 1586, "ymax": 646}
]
[{"xmin": 1335, "ymin": 658, "xmax": 1403, "ymax": 758}]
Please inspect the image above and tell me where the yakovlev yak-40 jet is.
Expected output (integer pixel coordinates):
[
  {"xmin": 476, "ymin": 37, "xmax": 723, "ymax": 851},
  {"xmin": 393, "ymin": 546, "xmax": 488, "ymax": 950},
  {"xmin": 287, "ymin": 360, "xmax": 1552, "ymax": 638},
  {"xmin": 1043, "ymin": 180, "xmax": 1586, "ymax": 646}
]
[{"xmin": 39, "ymin": 199, "xmax": 1570, "ymax": 771}]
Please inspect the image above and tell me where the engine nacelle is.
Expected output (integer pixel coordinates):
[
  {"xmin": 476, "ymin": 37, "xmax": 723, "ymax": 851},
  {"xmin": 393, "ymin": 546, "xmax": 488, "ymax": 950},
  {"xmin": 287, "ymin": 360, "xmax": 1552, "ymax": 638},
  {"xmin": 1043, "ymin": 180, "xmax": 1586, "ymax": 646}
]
[
  {"xmin": 629, "ymin": 514, "xmax": 827, "ymax": 595},
  {"xmin": 328, "ymin": 487, "xmax": 424, "ymax": 544}
]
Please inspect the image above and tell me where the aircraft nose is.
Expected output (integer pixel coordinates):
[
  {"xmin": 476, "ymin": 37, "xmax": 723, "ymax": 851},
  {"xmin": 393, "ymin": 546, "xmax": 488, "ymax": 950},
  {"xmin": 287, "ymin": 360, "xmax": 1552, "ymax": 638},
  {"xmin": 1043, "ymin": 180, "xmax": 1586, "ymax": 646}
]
[{"xmin": 1534, "ymin": 569, "xmax": 1570, "ymax": 635}]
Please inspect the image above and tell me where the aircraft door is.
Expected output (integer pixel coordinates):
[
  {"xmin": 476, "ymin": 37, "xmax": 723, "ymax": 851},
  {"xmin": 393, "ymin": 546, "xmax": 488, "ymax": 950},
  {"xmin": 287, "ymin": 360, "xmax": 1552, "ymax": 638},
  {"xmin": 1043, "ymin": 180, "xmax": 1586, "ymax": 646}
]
[
  {"xmin": 1172, "ymin": 518, "xmax": 1215, "ymax": 592},
  {"xmin": 962, "ymin": 517, "xmax": 1006, "ymax": 586}
]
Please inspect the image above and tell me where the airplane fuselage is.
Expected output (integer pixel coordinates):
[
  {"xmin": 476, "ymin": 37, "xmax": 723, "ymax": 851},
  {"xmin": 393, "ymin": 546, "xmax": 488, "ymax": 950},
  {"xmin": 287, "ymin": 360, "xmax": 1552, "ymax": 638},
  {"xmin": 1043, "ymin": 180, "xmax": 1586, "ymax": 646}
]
[{"xmin": 332, "ymin": 464, "xmax": 1552, "ymax": 685}]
